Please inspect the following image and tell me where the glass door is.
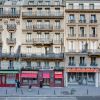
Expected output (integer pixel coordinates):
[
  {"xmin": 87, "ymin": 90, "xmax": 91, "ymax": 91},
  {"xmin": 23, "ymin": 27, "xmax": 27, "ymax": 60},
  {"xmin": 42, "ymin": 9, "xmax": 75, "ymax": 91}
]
[{"xmin": 43, "ymin": 78, "xmax": 50, "ymax": 86}]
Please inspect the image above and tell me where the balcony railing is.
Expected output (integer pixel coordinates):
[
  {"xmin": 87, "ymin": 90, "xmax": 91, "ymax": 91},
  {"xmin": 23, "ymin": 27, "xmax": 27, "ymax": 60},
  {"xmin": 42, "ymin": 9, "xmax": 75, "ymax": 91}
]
[
  {"xmin": 21, "ymin": 53, "xmax": 64, "ymax": 60},
  {"xmin": 68, "ymin": 34, "xmax": 76, "ymax": 37},
  {"xmin": 68, "ymin": 63, "xmax": 76, "ymax": 66},
  {"xmin": 8, "ymin": 67, "xmax": 14, "ymax": 70},
  {"xmin": 6, "ymin": 38, "xmax": 16, "ymax": 44},
  {"xmin": 53, "ymin": 26, "xmax": 63, "ymax": 30},
  {"xmin": 79, "ymin": 63, "xmax": 87, "ymax": 66},
  {"xmin": 68, "ymin": 20, "xmax": 75, "ymax": 23},
  {"xmin": 0, "ymin": 11, "xmax": 20, "ymax": 17},
  {"xmin": 78, "ymin": 34, "xmax": 87, "ymax": 37},
  {"xmin": 90, "ymin": 63, "xmax": 98, "ymax": 66},
  {"xmin": 79, "ymin": 20, "xmax": 86, "ymax": 23},
  {"xmin": 53, "ymin": 39, "xmax": 63, "ymax": 44},
  {"xmin": 33, "ymin": 38, "xmax": 53, "ymax": 45},
  {"xmin": 89, "ymin": 34, "xmax": 97, "ymax": 37},
  {"xmin": 22, "ymin": 11, "xmax": 64, "ymax": 18},
  {"xmin": 90, "ymin": 20, "xmax": 97, "ymax": 23},
  {"xmin": 88, "ymin": 49, "xmax": 100, "ymax": 56},
  {"xmin": 33, "ymin": 25, "xmax": 53, "ymax": 31},
  {"xmin": 7, "ymin": 24, "xmax": 16, "ymax": 31}
]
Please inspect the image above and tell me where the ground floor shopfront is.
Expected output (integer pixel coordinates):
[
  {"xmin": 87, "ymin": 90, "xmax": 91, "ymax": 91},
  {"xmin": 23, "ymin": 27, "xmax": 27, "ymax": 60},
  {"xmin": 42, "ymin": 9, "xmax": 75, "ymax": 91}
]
[
  {"xmin": 0, "ymin": 70, "xmax": 19, "ymax": 87},
  {"xmin": 65, "ymin": 68, "xmax": 99, "ymax": 87},
  {"xmin": 20, "ymin": 69, "xmax": 64, "ymax": 87}
]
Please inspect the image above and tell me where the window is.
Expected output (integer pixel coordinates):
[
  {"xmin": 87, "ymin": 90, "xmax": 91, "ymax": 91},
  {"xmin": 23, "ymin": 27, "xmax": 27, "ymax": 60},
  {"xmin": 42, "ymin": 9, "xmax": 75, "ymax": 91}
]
[
  {"xmin": 55, "ymin": 0, "xmax": 60, "ymax": 5},
  {"xmin": 26, "ymin": 33, "xmax": 32, "ymax": 42},
  {"xmin": 45, "ymin": 8, "xmax": 50, "ymax": 16},
  {"xmin": 69, "ymin": 14, "xmax": 75, "ymax": 21},
  {"xmin": 91, "ymin": 15, "xmax": 96, "ymax": 22},
  {"xmin": 37, "ymin": 61, "xmax": 41, "ymax": 67},
  {"xmin": 0, "ymin": 8, "xmax": 3, "ymax": 15},
  {"xmin": 10, "ymin": 46, "xmax": 14, "ymax": 54},
  {"xmin": 55, "ymin": 20, "xmax": 60, "ymax": 29},
  {"xmin": 45, "ymin": 20, "xmax": 50, "ymax": 28},
  {"xmin": 91, "ymin": 27, "xmax": 96, "ymax": 37},
  {"xmin": 69, "ymin": 27, "xmax": 74, "ymax": 36},
  {"xmin": 79, "ymin": 4, "xmax": 84, "ymax": 9},
  {"xmin": 55, "ymin": 8, "xmax": 60, "ymax": 16},
  {"xmin": 68, "ymin": 41, "xmax": 75, "ymax": 52},
  {"xmin": 91, "ymin": 57, "xmax": 97, "ymax": 66},
  {"xmin": 11, "ymin": 8, "xmax": 16, "ymax": 15},
  {"xmin": 37, "ymin": 32, "xmax": 41, "ymax": 39},
  {"xmin": 55, "ymin": 47, "xmax": 60, "ymax": 53},
  {"xmin": 55, "ymin": 33, "xmax": 60, "ymax": 40},
  {"xmin": 26, "ymin": 20, "xmax": 32, "ymax": 28},
  {"xmin": 28, "ymin": 1, "xmax": 34, "ymax": 5},
  {"xmin": 37, "ymin": 20, "xmax": 42, "ymax": 28},
  {"xmin": 44, "ymin": 33, "xmax": 49, "ymax": 39},
  {"xmin": 37, "ymin": 8, "xmax": 42, "ymax": 16},
  {"xmin": 26, "ymin": 61, "xmax": 31, "ymax": 67},
  {"xmin": 38, "ymin": 1, "xmax": 43, "ymax": 5},
  {"xmin": 69, "ymin": 57, "xmax": 75, "ymax": 66},
  {"xmin": 27, "ymin": 46, "xmax": 32, "ymax": 54},
  {"xmin": 45, "ymin": 1, "xmax": 50, "ymax": 5},
  {"xmin": 80, "ymin": 57, "xmax": 85, "ymax": 65},
  {"xmin": 90, "ymin": 4, "xmax": 94, "ymax": 9},
  {"xmin": 80, "ymin": 14, "xmax": 85, "ymax": 22},
  {"xmin": 55, "ymin": 62, "xmax": 60, "ymax": 67},
  {"xmin": 27, "ymin": 8, "xmax": 32, "ymax": 15},
  {"xmin": 9, "ymin": 60, "xmax": 13, "ymax": 68},
  {"xmin": 69, "ymin": 4, "xmax": 73, "ymax": 9},
  {"xmin": 80, "ymin": 27, "xmax": 85, "ymax": 36},
  {"xmin": 45, "ymin": 61, "xmax": 49, "ymax": 67}
]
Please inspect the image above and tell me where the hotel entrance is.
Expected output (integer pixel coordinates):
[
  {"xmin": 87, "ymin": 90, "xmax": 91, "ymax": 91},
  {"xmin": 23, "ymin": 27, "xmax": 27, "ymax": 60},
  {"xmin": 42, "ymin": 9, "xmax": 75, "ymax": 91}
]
[{"xmin": 43, "ymin": 78, "xmax": 50, "ymax": 86}]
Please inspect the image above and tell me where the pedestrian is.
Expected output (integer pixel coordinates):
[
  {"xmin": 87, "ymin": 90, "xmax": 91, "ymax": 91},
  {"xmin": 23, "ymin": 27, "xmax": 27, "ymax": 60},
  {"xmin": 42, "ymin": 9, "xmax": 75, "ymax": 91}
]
[{"xmin": 15, "ymin": 79, "xmax": 18, "ymax": 92}]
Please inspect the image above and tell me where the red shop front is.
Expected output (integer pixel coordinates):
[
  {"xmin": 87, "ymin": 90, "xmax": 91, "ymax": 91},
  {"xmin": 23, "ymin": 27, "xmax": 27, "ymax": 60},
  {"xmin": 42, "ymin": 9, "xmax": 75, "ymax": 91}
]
[
  {"xmin": 54, "ymin": 71, "xmax": 64, "ymax": 87},
  {"xmin": 20, "ymin": 71, "xmax": 39, "ymax": 86},
  {"xmin": 0, "ymin": 70, "xmax": 19, "ymax": 87}
]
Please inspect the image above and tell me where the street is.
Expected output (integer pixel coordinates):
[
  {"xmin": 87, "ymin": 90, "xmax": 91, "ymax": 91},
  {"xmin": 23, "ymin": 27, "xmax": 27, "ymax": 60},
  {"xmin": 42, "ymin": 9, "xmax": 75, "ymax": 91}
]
[{"xmin": 0, "ymin": 96, "xmax": 100, "ymax": 100}]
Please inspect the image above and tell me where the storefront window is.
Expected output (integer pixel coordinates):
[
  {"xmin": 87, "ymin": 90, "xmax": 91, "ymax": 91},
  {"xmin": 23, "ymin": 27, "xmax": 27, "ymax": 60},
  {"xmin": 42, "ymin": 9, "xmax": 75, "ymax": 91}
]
[
  {"xmin": 6, "ymin": 74, "xmax": 16, "ymax": 84},
  {"xmin": 55, "ymin": 79, "xmax": 62, "ymax": 84},
  {"xmin": 22, "ymin": 78, "xmax": 37, "ymax": 85},
  {"xmin": 68, "ymin": 72, "xmax": 95, "ymax": 85}
]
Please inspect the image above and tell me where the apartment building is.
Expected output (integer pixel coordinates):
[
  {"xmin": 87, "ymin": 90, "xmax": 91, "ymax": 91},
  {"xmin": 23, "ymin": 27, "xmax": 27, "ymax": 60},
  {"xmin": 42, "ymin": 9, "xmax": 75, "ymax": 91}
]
[
  {"xmin": 64, "ymin": 0, "xmax": 100, "ymax": 87},
  {"xmin": 0, "ymin": 0, "xmax": 65, "ymax": 87}
]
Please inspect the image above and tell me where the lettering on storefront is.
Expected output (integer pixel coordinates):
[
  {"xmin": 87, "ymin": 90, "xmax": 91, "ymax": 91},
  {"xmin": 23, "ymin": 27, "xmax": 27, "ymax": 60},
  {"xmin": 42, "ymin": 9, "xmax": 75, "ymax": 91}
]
[{"xmin": 22, "ymin": 71, "xmax": 38, "ymax": 74}]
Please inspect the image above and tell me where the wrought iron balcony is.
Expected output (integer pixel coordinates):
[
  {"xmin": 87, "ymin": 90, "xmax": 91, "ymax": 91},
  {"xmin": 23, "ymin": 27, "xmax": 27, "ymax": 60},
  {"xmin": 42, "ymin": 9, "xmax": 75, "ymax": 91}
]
[
  {"xmin": 0, "ymin": 11, "xmax": 20, "ymax": 18},
  {"xmin": 88, "ymin": 49, "xmax": 100, "ymax": 56},
  {"xmin": 79, "ymin": 63, "xmax": 87, "ymax": 66},
  {"xmin": 7, "ymin": 24, "xmax": 16, "ymax": 31},
  {"xmin": 79, "ymin": 20, "xmax": 86, "ymax": 23},
  {"xmin": 22, "ymin": 11, "xmax": 64, "ymax": 19},
  {"xmin": 33, "ymin": 38, "xmax": 53, "ymax": 45},
  {"xmin": 8, "ymin": 67, "xmax": 14, "ymax": 70},
  {"xmin": 6, "ymin": 38, "xmax": 16, "ymax": 44},
  {"xmin": 21, "ymin": 53, "xmax": 64, "ymax": 60},
  {"xmin": 90, "ymin": 63, "xmax": 98, "ymax": 66},
  {"xmin": 33, "ymin": 25, "xmax": 53, "ymax": 31},
  {"xmin": 89, "ymin": 34, "xmax": 97, "ymax": 37},
  {"xmin": 68, "ymin": 34, "xmax": 76, "ymax": 37},
  {"xmin": 78, "ymin": 34, "xmax": 87, "ymax": 37},
  {"xmin": 53, "ymin": 39, "xmax": 63, "ymax": 44},
  {"xmin": 68, "ymin": 20, "xmax": 75, "ymax": 23},
  {"xmin": 68, "ymin": 63, "xmax": 76, "ymax": 66},
  {"xmin": 90, "ymin": 20, "xmax": 97, "ymax": 23}
]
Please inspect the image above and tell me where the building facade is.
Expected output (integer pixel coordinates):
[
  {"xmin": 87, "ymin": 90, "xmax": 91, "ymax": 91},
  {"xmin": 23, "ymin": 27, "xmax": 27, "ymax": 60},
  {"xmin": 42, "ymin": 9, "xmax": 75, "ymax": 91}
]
[
  {"xmin": 64, "ymin": 0, "xmax": 100, "ymax": 87},
  {"xmin": 0, "ymin": 0, "xmax": 100, "ymax": 87}
]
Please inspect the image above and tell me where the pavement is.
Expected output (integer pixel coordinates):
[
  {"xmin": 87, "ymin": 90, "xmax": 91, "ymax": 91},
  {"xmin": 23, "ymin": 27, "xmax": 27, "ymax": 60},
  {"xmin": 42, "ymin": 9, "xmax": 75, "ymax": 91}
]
[{"xmin": 0, "ymin": 85, "xmax": 100, "ymax": 97}]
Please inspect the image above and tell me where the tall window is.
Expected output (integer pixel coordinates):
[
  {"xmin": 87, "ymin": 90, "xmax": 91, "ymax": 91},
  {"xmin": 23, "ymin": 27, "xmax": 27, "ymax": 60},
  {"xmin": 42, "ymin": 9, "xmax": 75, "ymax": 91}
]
[
  {"xmin": 37, "ymin": 32, "xmax": 41, "ymax": 39},
  {"xmin": 45, "ymin": 1, "xmax": 50, "ymax": 5},
  {"xmin": 10, "ymin": 46, "xmax": 14, "ymax": 54},
  {"xmin": 80, "ymin": 27, "xmax": 85, "ymax": 36},
  {"xmin": 11, "ymin": 8, "xmax": 16, "ymax": 15},
  {"xmin": 91, "ymin": 27, "xmax": 96, "ymax": 37},
  {"xmin": 91, "ymin": 57, "xmax": 97, "ymax": 66},
  {"xmin": 27, "ymin": 20, "xmax": 32, "ymax": 28},
  {"xmin": 38, "ymin": 1, "xmax": 43, "ymax": 5},
  {"xmin": 55, "ymin": 62, "xmax": 60, "ymax": 67},
  {"xmin": 37, "ymin": 61, "xmax": 41, "ymax": 67},
  {"xmin": 44, "ymin": 33, "xmax": 49, "ymax": 39},
  {"xmin": 37, "ymin": 20, "xmax": 42, "ymax": 28},
  {"xmin": 90, "ymin": 4, "xmax": 94, "ymax": 9},
  {"xmin": 0, "ymin": 8, "xmax": 3, "ymax": 15},
  {"xmin": 68, "ymin": 41, "xmax": 75, "ymax": 52},
  {"xmin": 9, "ymin": 60, "xmax": 13, "ymax": 68},
  {"xmin": 80, "ymin": 14, "xmax": 85, "ymax": 23},
  {"xmin": 26, "ymin": 33, "xmax": 32, "ymax": 42},
  {"xmin": 37, "ymin": 8, "xmax": 42, "ymax": 16},
  {"xmin": 91, "ymin": 15, "xmax": 96, "ymax": 22},
  {"xmin": 55, "ymin": 8, "xmax": 60, "ymax": 16},
  {"xmin": 27, "ymin": 46, "xmax": 32, "ymax": 54},
  {"xmin": 80, "ymin": 57, "xmax": 85, "ymax": 65},
  {"xmin": 69, "ymin": 57, "xmax": 75, "ymax": 65},
  {"xmin": 27, "ymin": 61, "xmax": 31, "ymax": 67},
  {"xmin": 79, "ymin": 4, "xmax": 84, "ymax": 9},
  {"xmin": 27, "ymin": 8, "xmax": 32, "ymax": 15},
  {"xmin": 68, "ymin": 4, "xmax": 73, "ymax": 9},
  {"xmin": 45, "ymin": 8, "xmax": 50, "ymax": 16},
  {"xmin": 69, "ymin": 14, "xmax": 75, "ymax": 21},
  {"xmin": 55, "ymin": 20, "xmax": 60, "ymax": 29},
  {"xmin": 55, "ymin": 47, "xmax": 60, "ymax": 53},
  {"xmin": 55, "ymin": 33, "xmax": 60, "ymax": 40},
  {"xmin": 55, "ymin": 0, "xmax": 60, "ymax": 5},
  {"xmin": 69, "ymin": 27, "xmax": 74, "ymax": 36},
  {"xmin": 45, "ymin": 61, "xmax": 49, "ymax": 67}
]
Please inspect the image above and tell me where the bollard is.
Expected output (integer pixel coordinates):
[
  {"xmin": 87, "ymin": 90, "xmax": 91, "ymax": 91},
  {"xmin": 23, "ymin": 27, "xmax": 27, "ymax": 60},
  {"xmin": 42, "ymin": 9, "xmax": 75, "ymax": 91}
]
[
  {"xmin": 6, "ymin": 89, "xmax": 7, "ymax": 95},
  {"xmin": 54, "ymin": 90, "xmax": 56, "ymax": 95},
  {"xmin": 87, "ymin": 89, "xmax": 88, "ymax": 95},
  {"xmin": 38, "ymin": 90, "xmax": 39, "ymax": 95}
]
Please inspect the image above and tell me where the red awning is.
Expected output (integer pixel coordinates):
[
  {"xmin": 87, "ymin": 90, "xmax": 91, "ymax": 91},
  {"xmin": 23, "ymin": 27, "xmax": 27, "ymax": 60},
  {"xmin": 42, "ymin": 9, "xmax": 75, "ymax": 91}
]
[
  {"xmin": 20, "ymin": 73, "xmax": 37, "ymax": 78},
  {"xmin": 43, "ymin": 73, "xmax": 50, "ymax": 78},
  {"xmin": 55, "ymin": 74, "xmax": 63, "ymax": 78}
]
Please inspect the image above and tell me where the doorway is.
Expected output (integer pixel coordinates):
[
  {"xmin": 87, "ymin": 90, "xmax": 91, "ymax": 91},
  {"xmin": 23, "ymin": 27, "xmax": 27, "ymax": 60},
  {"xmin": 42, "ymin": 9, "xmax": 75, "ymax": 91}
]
[{"xmin": 43, "ymin": 78, "xmax": 50, "ymax": 86}]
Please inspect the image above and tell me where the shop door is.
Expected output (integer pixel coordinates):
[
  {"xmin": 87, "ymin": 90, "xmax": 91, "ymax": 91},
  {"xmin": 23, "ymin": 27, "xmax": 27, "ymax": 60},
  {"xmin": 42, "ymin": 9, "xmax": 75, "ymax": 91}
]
[
  {"xmin": 0, "ymin": 75, "xmax": 6, "ymax": 85},
  {"xmin": 43, "ymin": 78, "xmax": 50, "ymax": 86}
]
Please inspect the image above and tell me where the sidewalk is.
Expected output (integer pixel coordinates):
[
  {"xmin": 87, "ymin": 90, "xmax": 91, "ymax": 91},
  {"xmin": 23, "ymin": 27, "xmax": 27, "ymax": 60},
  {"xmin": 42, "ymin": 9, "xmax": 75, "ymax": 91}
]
[{"xmin": 0, "ymin": 86, "xmax": 100, "ymax": 97}]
